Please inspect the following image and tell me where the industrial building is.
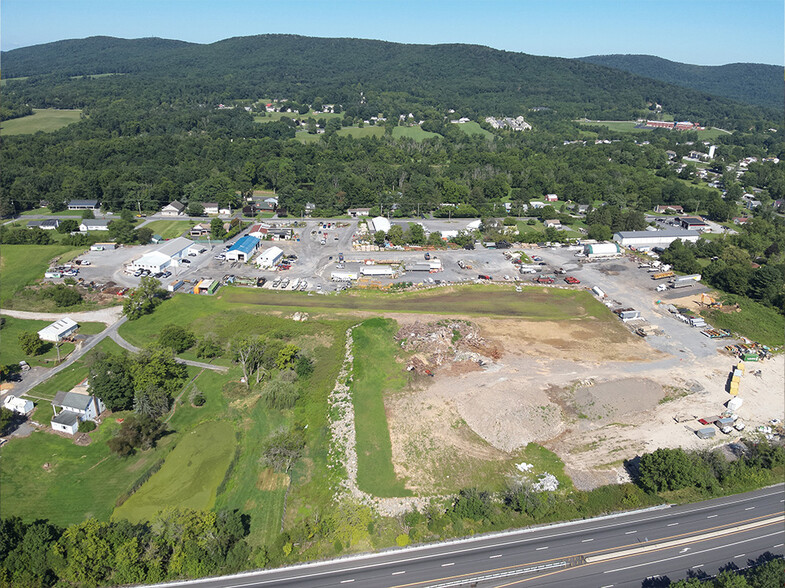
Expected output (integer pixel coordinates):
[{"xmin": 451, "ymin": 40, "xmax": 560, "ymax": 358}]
[
  {"xmin": 37, "ymin": 317, "xmax": 78, "ymax": 342},
  {"xmin": 613, "ymin": 229, "xmax": 700, "ymax": 248},
  {"xmin": 368, "ymin": 216, "xmax": 391, "ymax": 234},
  {"xmin": 225, "ymin": 235, "xmax": 260, "ymax": 262},
  {"xmin": 256, "ymin": 245, "xmax": 284, "ymax": 268},
  {"xmin": 359, "ymin": 266, "xmax": 396, "ymax": 278},
  {"xmin": 131, "ymin": 237, "xmax": 194, "ymax": 272},
  {"xmin": 583, "ymin": 242, "xmax": 622, "ymax": 258}
]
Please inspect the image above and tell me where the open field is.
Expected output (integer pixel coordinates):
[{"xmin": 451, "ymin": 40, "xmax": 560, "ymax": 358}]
[
  {"xmin": 0, "ymin": 316, "xmax": 104, "ymax": 368},
  {"xmin": 0, "ymin": 244, "xmax": 82, "ymax": 307},
  {"xmin": 113, "ymin": 420, "xmax": 236, "ymax": 523},
  {"xmin": 1, "ymin": 108, "xmax": 82, "ymax": 135},
  {"xmin": 702, "ymin": 297, "xmax": 785, "ymax": 347},
  {"xmin": 454, "ymin": 121, "xmax": 494, "ymax": 139},
  {"xmin": 223, "ymin": 284, "xmax": 612, "ymax": 321},
  {"xmin": 140, "ymin": 219, "xmax": 192, "ymax": 239},
  {"xmin": 254, "ymin": 110, "xmax": 344, "ymax": 123},
  {"xmin": 392, "ymin": 126, "xmax": 441, "ymax": 141},
  {"xmin": 20, "ymin": 208, "xmax": 84, "ymax": 216},
  {"xmin": 352, "ymin": 319, "xmax": 411, "ymax": 496},
  {"xmin": 578, "ymin": 120, "xmax": 730, "ymax": 140}
]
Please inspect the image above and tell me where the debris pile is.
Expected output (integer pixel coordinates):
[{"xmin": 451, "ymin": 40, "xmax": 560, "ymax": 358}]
[{"xmin": 396, "ymin": 320, "xmax": 499, "ymax": 375}]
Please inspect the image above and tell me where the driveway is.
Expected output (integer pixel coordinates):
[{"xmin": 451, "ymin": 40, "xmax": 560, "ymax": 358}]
[{"xmin": 0, "ymin": 306, "xmax": 124, "ymax": 325}]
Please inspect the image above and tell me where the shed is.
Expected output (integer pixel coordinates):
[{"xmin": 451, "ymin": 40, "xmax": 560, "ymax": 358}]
[
  {"xmin": 51, "ymin": 411, "xmax": 79, "ymax": 435},
  {"xmin": 37, "ymin": 317, "xmax": 78, "ymax": 342},
  {"xmin": 3, "ymin": 395, "xmax": 34, "ymax": 414},
  {"xmin": 696, "ymin": 427, "xmax": 716, "ymax": 439},
  {"xmin": 619, "ymin": 310, "xmax": 641, "ymax": 321}
]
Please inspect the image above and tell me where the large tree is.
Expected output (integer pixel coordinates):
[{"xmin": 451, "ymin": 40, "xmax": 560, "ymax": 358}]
[
  {"xmin": 123, "ymin": 277, "xmax": 168, "ymax": 320},
  {"xmin": 88, "ymin": 351, "xmax": 135, "ymax": 411}
]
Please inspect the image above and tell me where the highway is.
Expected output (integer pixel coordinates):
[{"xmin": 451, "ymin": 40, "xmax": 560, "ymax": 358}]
[{"xmin": 157, "ymin": 485, "xmax": 784, "ymax": 588}]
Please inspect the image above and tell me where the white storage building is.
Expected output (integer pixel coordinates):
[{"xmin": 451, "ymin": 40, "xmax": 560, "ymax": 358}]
[
  {"xmin": 368, "ymin": 216, "xmax": 391, "ymax": 234},
  {"xmin": 256, "ymin": 246, "xmax": 284, "ymax": 269},
  {"xmin": 613, "ymin": 229, "xmax": 700, "ymax": 248},
  {"xmin": 37, "ymin": 317, "xmax": 78, "ymax": 342},
  {"xmin": 583, "ymin": 242, "xmax": 622, "ymax": 257},
  {"xmin": 3, "ymin": 395, "xmax": 34, "ymax": 414},
  {"xmin": 360, "ymin": 266, "xmax": 396, "ymax": 277},
  {"xmin": 131, "ymin": 237, "xmax": 194, "ymax": 272}
]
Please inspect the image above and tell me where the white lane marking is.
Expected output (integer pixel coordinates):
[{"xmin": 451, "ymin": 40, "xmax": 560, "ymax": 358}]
[
  {"xmin": 441, "ymin": 562, "xmax": 454, "ymax": 567},
  {"xmin": 582, "ymin": 539, "xmax": 594, "ymax": 542},
  {"xmin": 667, "ymin": 523, "xmax": 679, "ymax": 526},
  {"xmin": 602, "ymin": 530, "xmax": 783, "ymax": 574},
  {"xmin": 707, "ymin": 514, "xmax": 718, "ymax": 518},
  {"xmin": 745, "ymin": 507, "xmax": 755, "ymax": 510},
  {"xmin": 774, "ymin": 543, "xmax": 784, "ymax": 548},
  {"xmin": 166, "ymin": 486, "xmax": 784, "ymax": 588},
  {"xmin": 600, "ymin": 585, "xmax": 614, "ymax": 588},
  {"xmin": 692, "ymin": 565, "xmax": 703, "ymax": 569},
  {"xmin": 392, "ymin": 571, "xmax": 406, "ymax": 575},
  {"xmin": 536, "ymin": 546, "xmax": 549, "ymax": 550},
  {"xmin": 625, "ymin": 530, "xmax": 637, "ymax": 534},
  {"xmin": 340, "ymin": 580, "xmax": 355, "ymax": 584},
  {"xmin": 489, "ymin": 554, "xmax": 502, "ymax": 559},
  {"xmin": 679, "ymin": 548, "xmax": 690, "ymax": 554},
  {"xmin": 735, "ymin": 554, "xmax": 745, "ymax": 558}
]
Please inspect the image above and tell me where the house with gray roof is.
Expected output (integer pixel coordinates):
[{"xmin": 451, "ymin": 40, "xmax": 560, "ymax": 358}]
[{"xmin": 50, "ymin": 387, "xmax": 105, "ymax": 435}]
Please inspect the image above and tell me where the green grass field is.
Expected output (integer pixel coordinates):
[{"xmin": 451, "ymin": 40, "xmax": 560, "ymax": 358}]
[
  {"xmin": 392, "ymin": 126, "xmax": 441, "ymax": 141},
  {"xmin": 1, "ymin": 109, "xmax": 82, "ymax": 135},
  {"xmin": 337, "ymin": 126, "xmax": 385, "ymax": 139},
  {"xmin": 578, "ymin": 120, "xmax": 729, "ymax": 141},
  {"xmin": 0, "ymin": 244, "xmax": 82, "ymax": 307},
  {"xmin": 140, "ymin": 219, "xmax": 192, "ymax": 240},
  {"xmin": 702, "ymin": 297, "xmax": 784, "ymax": 347},
  {"xmin": 113, "ymin": 420, "xmax": 236, "ymax": 523},
  {"xmin": 454, "ymin": 121, "xmax": 494, "ymax": 139},
  {"xmin": 0, "ymin": 316, "xmax": 104, "ymax": 368},
  {"xmin": 20, "ymin": 208, "xmax": 84, "ymax": 216},
  {"xmin": 254, "ymin": 110, "xmax": 344, "ymax": 124},
  {"xmin": 352, "ymin": 319, "xmax": 411, "ymax": 497}
]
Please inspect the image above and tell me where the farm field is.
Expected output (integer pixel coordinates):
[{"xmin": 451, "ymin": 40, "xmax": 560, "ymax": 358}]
[
  {"xmin": 254, "ymin": 110, "xmax": 344, "ymax": 123},
  {"xmin": 577, "ymin": 120, "xmax": 729, "ymax": 140},
  {"xmin": 337, "ymin": 126, "xmax": 385, "ymax": 139},
  {"xmin": 0, "ymin": 316, "xmax": 104, "ymax": 368},
  {"xmin": 0, "ymin": 244, "xmax": 82, "ymax": 307},
  {"xmin": 140, "ymin": 219, "xmax": 192, "ymax": 240},
  {"xmin": 113, "ymin": 420, "xmax": 236, "ymax": 523},
  {"xmin": 0, "ymin": 108, "xmax": 82, "ymax": 135},
  {"xmin": 352, "ymin": 319, "xmax": 411, "ymax": 497}
]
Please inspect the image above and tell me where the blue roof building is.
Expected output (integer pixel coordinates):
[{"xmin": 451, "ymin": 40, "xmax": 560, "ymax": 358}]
[{"xmin": 226, "ymin": 235, "xmax": 260, "ymax": 262}]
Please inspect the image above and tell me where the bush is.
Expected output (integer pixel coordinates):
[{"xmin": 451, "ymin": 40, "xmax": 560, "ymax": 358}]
[
  {"xmin": 107, "ymin": 414, "xmax": 167, "ymax": 457},
  {"xmin": 193, "ymin": 393, "xmax": 206, "ymax": 407},
  {"xmin": 78, "ymin": 420, "xmax": 96, "ymax": 433},
  {"xmin": 260, "ymin": 381, "xmax": 299, "ymax": 409},
  {"xmin": 157, "ymin": 324, "xmax": 196, "ymax": 353},
  {"xmin": 195, "ymin": 336, "xmax": 222, "ymax": 358},
  {"xmin": 41, "ymin": 284, "xmax": 83, "ymax": 307},
  {"xmin": 395, "ymin": 534, "xmax": 411, "ymax": 547},
  {"xmin": 18, "ymin": 332, "xmax": 46, "ymax": 356},
  {"xmin": 295, "ymin": 355, "xmax": 314, "ymax": 378}
]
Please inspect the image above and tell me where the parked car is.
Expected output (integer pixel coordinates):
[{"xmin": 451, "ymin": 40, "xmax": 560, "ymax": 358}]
[{"xmin": 181, "ymin": 259, "xmax": 191, "ymax": 264}]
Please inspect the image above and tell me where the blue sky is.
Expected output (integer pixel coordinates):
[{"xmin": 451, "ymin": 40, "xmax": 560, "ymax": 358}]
[{"xmin": 2, "ymin": 0, "xmax": 783, "ymax": 65}]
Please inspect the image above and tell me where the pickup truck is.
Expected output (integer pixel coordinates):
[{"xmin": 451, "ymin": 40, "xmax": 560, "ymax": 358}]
[
  {"xmin": 477, "ymin": 274, "xmax": 492, "ymax": 280},
  {"xmin": 534, "ymin": 276, "xmax": 555, "ymax": 284},
  {"xmin": 564, "ymin": 276, "xmax": 580, "ymax": 284}
]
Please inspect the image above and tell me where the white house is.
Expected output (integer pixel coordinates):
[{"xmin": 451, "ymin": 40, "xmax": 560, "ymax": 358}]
[
  {"xmin": 161, "ymin": 201, "xmax": 186, "ymax": 216},
  {"xmin": 347, "ymin": 207, "xmax": 371, "ymax": 217},
  {"xmin": 529, "ymin": 201, "xmax": 546, "ymax": 209},
  {"xmin": 67, "ymin": 199, "xmax": 99, "ymax": 210},
  {"xmin": 51, "ymin": 387, "xmax": 105, "ymax": 435},
  {"xmin": 256, "ymin": 246, "xmax": 284, "ymax": 268},
  {"xmin": 37, "ymin": 317, "xmax": 79, "ymax": 342},
  {"xmin": 80, "ymin": 219, "xmax": 111, "ymax": 232},
  {"xmin": 3, "ymin": 395, "xmax": 34, "ymax": 415},
  {"xmin": 202, "ymin": 202, "xmax": 220, "ymax": 215}
]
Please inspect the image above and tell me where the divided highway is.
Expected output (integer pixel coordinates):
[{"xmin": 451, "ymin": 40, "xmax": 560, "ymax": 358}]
[{"xmin": 159, "ymin": 485, "xmax": 784, "ymax": 588}]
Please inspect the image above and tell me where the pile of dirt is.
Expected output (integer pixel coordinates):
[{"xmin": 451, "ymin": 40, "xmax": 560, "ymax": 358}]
[
  {"xmin": 396, "ymin": 320, "xmax": 500, "ymax": 375},
  {"xmin": 572, "ymin": 378, "xmax": 665, "ymax": 423}
]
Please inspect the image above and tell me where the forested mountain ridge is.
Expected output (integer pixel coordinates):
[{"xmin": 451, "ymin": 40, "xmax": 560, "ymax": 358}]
[
  {"xmin": 1, "ymin": 35, "xmax": 778, "ymax": 128},
  {"xmin": 580, "ymin": 54, "xmax": 784, "ymax": 109}
]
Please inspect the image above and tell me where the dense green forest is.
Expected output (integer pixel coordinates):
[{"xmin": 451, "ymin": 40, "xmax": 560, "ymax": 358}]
[
  {"xmin": 1, "ymin": 35, "xmax": 780, "ymax": 129},
  {"xmin": 580, "ymin": 54, "xmax": 784, "ymax": 109}
]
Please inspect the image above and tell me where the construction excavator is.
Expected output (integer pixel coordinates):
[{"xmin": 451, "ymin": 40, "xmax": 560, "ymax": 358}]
[{"xmin": 700, "ymin": 293, "xmax": 721, "ymax": 308}]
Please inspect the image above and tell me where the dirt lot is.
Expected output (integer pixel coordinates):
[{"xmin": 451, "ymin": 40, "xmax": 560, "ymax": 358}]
[{"xmin": 384, "ymin": 314, "xmax": 785, "ymax": 493}]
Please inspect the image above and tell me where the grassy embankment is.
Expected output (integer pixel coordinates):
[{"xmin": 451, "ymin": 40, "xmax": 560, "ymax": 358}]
[
  {"xmin": 0, "ymin": 109, "xmax": 82, "ymax": 135},
  {"xmin": 702, "ymin": 297, "xmax": 785, "ymax": 347},
  {"xmin": 0, "ymin": 316, "xmax": 104, "ymax": 368},
  {"xmin": 351, "ymin": 319, "xmax": 411, "ymax": 497}
]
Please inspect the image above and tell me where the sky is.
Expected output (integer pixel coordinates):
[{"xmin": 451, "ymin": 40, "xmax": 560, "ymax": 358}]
[{"xmin": 2, "ymin": 0, "xmax": 783, "ymax": 66}]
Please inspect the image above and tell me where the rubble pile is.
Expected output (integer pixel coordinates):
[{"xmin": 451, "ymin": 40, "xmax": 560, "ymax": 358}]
[{"xmin": 396, "ymin": 320, "xmax": 499, "ymax": 375}]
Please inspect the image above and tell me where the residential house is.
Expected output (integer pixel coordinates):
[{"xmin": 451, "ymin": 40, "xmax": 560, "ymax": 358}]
[
  {"xmin": 543, "ymin": 219, "xmax": 562, "ymax": 228},
  {"xmin": 347, "ymin": 207, "xmax": 371, "ymax": 217},
  {"xmin": 161, "ymin": 201, "xmax": 186, "ymax": 216},
  {"xmin": 248, "ymin": 223, "xmax": 269, "ymax": 239},
  {"xmin": 545, "ymin": 194, "xmax": 559, "ymax": 202},
  {"xmin": 190, "ymin": 223, "xmax": 211, "ymax": 237},
  {"xmin": 51, "ymin": 383, "xmax": 106, "ymax": 436},
  {"xmin": 528, "ymin": 201, "xmax": 545, "ymax": 209},
  {"xmin": 80, "ymin": 219, "xmax": 112, "ymax": 232},
  {"xmin": 654, "ymin": 205, "xmax": 684, "ymax": 214},
  {"xmin": 28, "ymin": 219, "xmax": 60, "ymax": 230},
  {"xmin": 732, "ymin": 217, "xmax": 750, "ymax": 225},
  {"xmin": 202, "ymin": 202, "xmax": 220, "ymax": 215},
  {"xmin": 67, "ymin": 199, "xmax": 99, "ymax": 210}
]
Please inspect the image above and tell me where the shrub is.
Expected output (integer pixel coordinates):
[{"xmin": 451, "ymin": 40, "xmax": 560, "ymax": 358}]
[
  {"xmin": 78, "ymin": 420, "xmax": 96, "ymax": 433},
  {"xmin": 41, "ymin": 284, "xmax": 83, "ymax": 307},
  {"xmin": 193, "ymin": 393, "xmax": 206, "ymax": 407},
  {"xmin": 261, "ymin": 381, "xmax": 299, "ymax": 409},
  {"xmin": 395, "ymin": 534, "xmax": 411, "ymax": 547},
  {"xmin": 157, "ymin": 324, "xmax": 196, "ymax": 353},
  {"xmin": 195, "ymin": 336, "xmax": 222, "ymax": 358}
]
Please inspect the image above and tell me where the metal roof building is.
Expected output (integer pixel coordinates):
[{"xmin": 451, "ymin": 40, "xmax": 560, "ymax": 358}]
[
  {"xmin": 256, "ymin": 245, "xmax": 284, "ymax": 268},
  {"xmin": 613, "ymin": 229, "xmax": 700, "ymax": 248},
  {"xmin": 37, "ymin": 317, "xmax": 79, "ymax": 342},
  {"xmin": 226, "ymin": 235, "xmax": 260, "ymax": 262},
  {"xmin": 368, "ymin": 216, "xmax": 391, "ymax": 234}
]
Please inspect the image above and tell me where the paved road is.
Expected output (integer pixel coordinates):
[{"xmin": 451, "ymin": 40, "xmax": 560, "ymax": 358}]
[
  {"xmin": 108, "ymin": 329, "xmax": 227, "ymax": 372},
  {"xmin": 153, "ymin": 485, "xmax": 784, "ymax": 588}
]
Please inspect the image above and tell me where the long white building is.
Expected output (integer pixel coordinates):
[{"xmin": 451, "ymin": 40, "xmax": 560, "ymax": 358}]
[{"xmin": 613, "ymin": 229, "xmax": 700, "ymax": 248}]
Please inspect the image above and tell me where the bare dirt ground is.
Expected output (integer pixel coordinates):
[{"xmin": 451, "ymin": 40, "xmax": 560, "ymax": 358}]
[{"xmin": 383, "ymin": 315, "xmax": 785, "ymax": 493}]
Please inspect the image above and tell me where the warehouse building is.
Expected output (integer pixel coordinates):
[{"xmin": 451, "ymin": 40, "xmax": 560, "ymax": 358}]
[
  {"xmin": 131, "ymin": 237, "xmax": 194, "ymax": 272},
  {"xmin": 256, "ymin": 245, "xmax": 284, "ymax": 268},
  {"xmin": 37, "ymin": 317, "xmax": 79, "ymax": 342},
  {"xmin": 368, "ymin": 216, "xmax": 391, "ymax": 234},
  {"xmin": 613, "ymin": 229, "xmax": 700, "ymax": 248},
  {"xmin": 225, "ymin": 235, "xmax": 260, "ymax": 262},
  {"xmin": 583, "ymin": 242, "xmax": 622, "ymax": 258},
  {"xmin": 360, "ymin": 265, "xmax": 396, "ymax": 278}
]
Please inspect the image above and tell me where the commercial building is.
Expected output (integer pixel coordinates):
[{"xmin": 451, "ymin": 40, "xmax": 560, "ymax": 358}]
[
  {"xmin": 225, "ymin": 235, "xmax": 260, "ymax": 262},
  {"xmin": 67, "ymin": 199, "xmax": 99, "ymax": 210},
  {"xmin": 613, "ymin": 229, "xmax": 700, "ymax": 248},
  {"xmin": 131, "ymin": 237, "xmax": 194, "ymax": 272},
  {"xmin": 679, "ymin": 216, "xmax": 709, "ymax": 231},
  {"xmin": 347, "ymin": 207, "xmax": 371, "ymax": 217},
  {"xmin": 256, "ymin": 245, "xmax": 284, "ymax": 268},
  {"xmin": 368, "ymin": 216, "xmax": 391, "ymax": 234},
  {"xmin": 37, "ymin": 317, "xmax": 79, "ymax": 342}
]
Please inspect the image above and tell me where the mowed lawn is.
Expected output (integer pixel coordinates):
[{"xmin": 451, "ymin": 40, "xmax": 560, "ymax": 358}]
[
  {"xmin": 454, "ymin": 121, "xmax": 494, "ymax": 139},
  {"xmin": 0, "ymin": 316, "xmax": 104, "ymax": 368},
  {"xmin": 0, "ymin": 411, "xmax": 175, "ymax": 526},
  {"xmin": 352, "ymin": 319, "xmax": 411, "ymax": 497},
  {"xmin": 1, "ymin": 108, "xmax": 82, "ymax": 135},
  {"xmin": 113, "ymin": 420, "xmax": 236, "ymax": 523},
  {"xmin": 392, "ymin": 126, "xmax": 441, "ymax": 141},
  {"xmin": 0, "ymin": 244, "xmax": 83, "ymax": 306},
  {"xmin": 140, "ymin": 220, "xmax": 192, "ymax": 240}
]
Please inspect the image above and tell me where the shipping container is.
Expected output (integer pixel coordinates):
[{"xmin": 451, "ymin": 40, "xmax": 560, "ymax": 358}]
[{"xmin": 741, "ymin": 353, "xmax": 759, "ymax": 362}]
